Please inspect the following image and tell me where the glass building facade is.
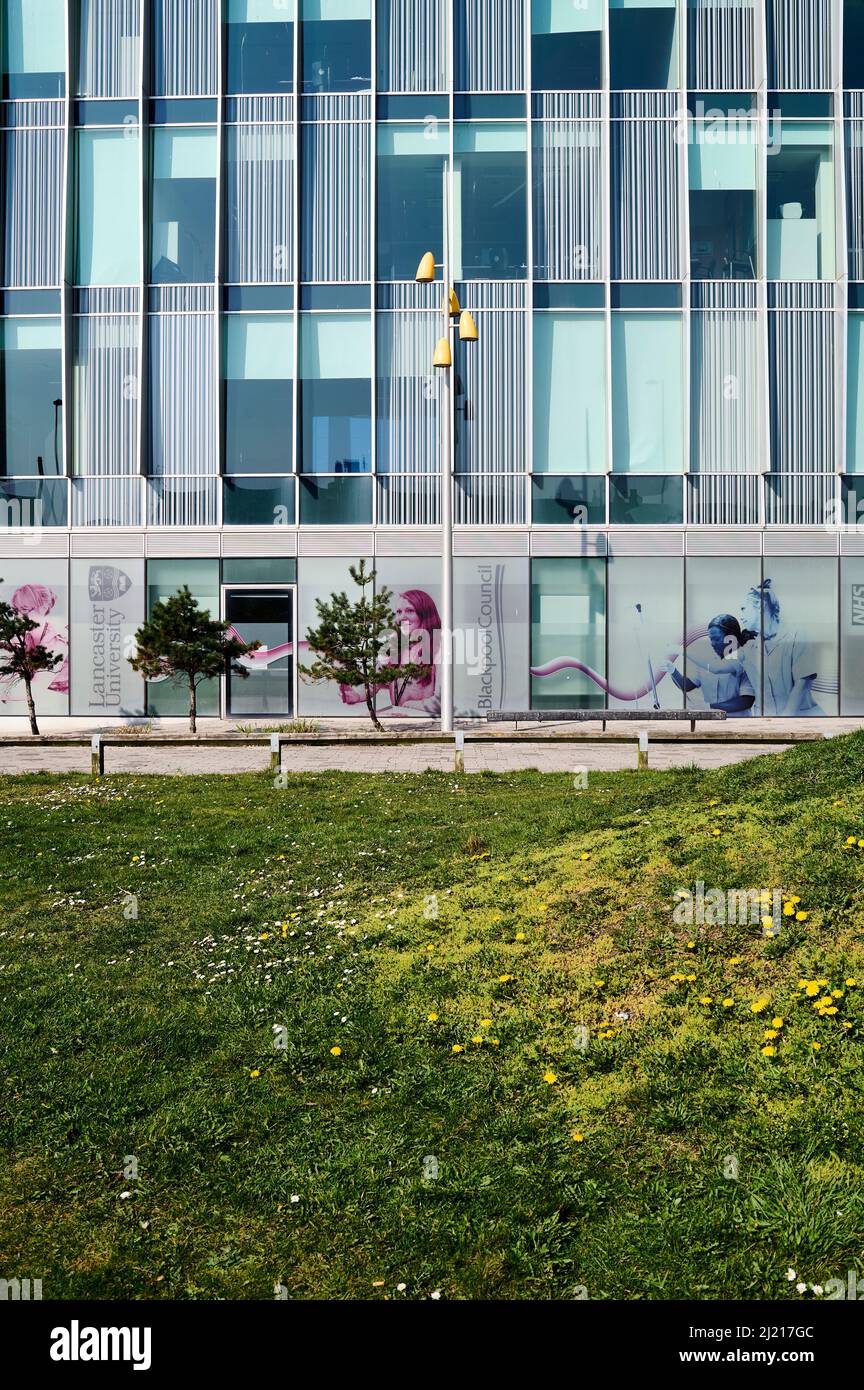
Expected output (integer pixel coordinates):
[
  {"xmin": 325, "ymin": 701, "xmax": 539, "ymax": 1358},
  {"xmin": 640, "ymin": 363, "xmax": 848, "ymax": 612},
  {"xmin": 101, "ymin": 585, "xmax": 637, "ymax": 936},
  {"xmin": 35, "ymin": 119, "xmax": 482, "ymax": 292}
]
[{"xmin": 1, "ymin": 0, "xmax": 863, "ymax": 719}]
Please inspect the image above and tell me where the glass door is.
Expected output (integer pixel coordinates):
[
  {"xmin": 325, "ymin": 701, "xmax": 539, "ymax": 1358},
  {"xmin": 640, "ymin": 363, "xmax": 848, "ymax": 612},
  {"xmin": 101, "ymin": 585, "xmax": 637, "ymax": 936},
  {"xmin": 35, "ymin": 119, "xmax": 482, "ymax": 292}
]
[{"xmin": 224, "ymin": 587, "xmax": 294, "ymax": 717}]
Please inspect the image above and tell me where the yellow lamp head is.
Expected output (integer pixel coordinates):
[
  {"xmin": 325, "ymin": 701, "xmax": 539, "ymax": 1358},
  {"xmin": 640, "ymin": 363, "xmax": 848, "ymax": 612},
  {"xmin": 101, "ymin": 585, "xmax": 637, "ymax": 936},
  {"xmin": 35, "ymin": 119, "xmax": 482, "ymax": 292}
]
[
  {"xmin": 432, "ymin": 336, "xmax": 452, "ymax": 368},
  {"xmin": 447, "ymin": 288, "xmax": 461, "ymax": 316},
  {"xmin": 458, "ymin": 310, "xmax": 478, "ymax": 342},
  {"xmin": 415, "ymin": 251, "xmax": 435, "ymax": 283}
]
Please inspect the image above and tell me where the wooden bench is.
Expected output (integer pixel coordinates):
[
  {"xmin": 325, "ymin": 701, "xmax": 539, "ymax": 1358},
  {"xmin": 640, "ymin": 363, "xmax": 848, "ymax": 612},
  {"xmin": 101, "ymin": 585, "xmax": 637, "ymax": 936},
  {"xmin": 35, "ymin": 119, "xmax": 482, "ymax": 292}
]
[{"xmin": 485, "ymin": 709, "xmax": 727, "ymax": 734}]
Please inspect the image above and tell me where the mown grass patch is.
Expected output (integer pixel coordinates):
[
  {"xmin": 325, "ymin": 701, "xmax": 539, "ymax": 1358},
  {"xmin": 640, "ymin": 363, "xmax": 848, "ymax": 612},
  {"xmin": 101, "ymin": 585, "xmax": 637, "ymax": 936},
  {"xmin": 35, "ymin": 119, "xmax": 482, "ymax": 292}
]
[{"xmin": 1, "ymin": 738, "xmax": 864, "ymax": 1299}]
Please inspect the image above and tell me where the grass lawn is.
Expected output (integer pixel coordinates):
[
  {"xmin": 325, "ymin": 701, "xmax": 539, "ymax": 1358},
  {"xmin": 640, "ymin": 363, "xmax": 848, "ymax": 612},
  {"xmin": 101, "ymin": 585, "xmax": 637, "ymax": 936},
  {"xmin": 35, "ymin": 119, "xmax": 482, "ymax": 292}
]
[{"xmin": 2, "ymin": 736, "xmax": 864, "ymax": 1301}]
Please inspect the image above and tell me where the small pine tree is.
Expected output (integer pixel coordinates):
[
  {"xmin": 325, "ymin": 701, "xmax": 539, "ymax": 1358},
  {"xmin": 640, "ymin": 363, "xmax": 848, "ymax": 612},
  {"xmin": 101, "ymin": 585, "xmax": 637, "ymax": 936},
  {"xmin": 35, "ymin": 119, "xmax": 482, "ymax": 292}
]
[
  {"xmin": 299, "ymin": 561, "xmax": 431, "ymax": 732},
  {"xmin": 129, "ymin": 586, "xmax": 260, "ymax": 732},
  {"xmin": 0, "ymin": 585, "xmax": 63, "ymax": 736}
]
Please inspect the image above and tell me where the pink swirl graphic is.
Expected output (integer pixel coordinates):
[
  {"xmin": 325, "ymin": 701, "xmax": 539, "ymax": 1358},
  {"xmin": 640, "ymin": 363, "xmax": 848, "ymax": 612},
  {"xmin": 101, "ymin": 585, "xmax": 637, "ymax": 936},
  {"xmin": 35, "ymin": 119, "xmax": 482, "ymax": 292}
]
[{"xmin": 530, "ymin": 626, "xmax": 709, "ymax": 703}]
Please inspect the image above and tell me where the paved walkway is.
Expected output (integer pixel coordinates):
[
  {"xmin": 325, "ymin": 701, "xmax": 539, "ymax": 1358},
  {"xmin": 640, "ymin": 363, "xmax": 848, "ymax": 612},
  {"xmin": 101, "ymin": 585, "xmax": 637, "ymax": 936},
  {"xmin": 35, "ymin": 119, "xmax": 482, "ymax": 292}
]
[{"xmin": 0, "ymin": 713, "xmax": 858, "ymax": 774}]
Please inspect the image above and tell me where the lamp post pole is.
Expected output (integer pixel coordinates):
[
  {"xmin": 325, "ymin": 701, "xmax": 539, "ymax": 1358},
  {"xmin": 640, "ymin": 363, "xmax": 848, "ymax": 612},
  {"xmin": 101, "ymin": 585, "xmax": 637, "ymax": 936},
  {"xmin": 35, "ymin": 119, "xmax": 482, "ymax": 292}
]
[
  {"xmin": 440, "ymin": 165, "xmax": 454, "ymax": 735},
  {"xmin": 415, "ymin": 169, "xmax": 477, "ymax": 736}
]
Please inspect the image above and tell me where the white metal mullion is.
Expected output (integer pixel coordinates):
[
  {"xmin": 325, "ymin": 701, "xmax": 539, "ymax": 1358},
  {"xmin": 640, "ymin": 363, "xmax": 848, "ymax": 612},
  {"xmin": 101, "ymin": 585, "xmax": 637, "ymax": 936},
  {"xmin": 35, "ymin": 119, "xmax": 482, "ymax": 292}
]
[{"xmin": 524, "ymin": 0, "xmax": 532, "ymax": 528}]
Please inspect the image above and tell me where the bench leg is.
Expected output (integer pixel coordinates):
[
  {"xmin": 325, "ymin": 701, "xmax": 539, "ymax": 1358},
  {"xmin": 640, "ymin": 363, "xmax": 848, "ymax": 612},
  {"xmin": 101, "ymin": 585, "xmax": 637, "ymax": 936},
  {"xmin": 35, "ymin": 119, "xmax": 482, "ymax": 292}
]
[
  {"xmin": 602, "ymin": 720, "xmax": 606, "ymax": 733},
  {"xmin": 690, "ymin": 719, "xmax": 696, "ymax": 734}
]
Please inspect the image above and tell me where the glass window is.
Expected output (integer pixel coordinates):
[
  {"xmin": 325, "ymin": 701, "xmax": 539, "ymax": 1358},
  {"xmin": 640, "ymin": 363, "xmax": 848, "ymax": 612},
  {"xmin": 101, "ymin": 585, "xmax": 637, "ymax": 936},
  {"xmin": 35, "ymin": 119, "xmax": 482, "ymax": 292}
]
[
  {"xmin": 1, "ymin": 0, "xmax": 65, "ymax": 98},
  {"xmin": 530, "ymin": 557, "xmax": 606, "ymax": 710},
  {"xmin": 688, "ymin": 118, "xmax": 757, "ymax": 280},
  {"xmin": 0, "ymin": 560, "xmax": 68, "ymax": 715},
  {"xmin": 531, "ymin": 0, "xmax": 603, "ymax": 90},
  {"xmin": 145, "ymin": 558, "xmax": 220, "ymax": 717},
  {"xmin": 299, "ymin": 313, "xmax": 371, "ymax": 473},
  {"xmin": 844, "ymin": 0, "xmax": 864, "ymax": 88},
  {"xmin": 0, "ymin": 476, "xmax": 67, "ymax": 527},
  {"xmin": 299, "ymin": 474, "xmax": 373, "ymax": 522},
  {"xmin": 532, "ymin": 474, "xmax": 605, "ymax": 525},
  {"xmin": 223, "ymin": 556, "xmax": 297, "ymax": 583},
  {"xmin": 75, "ymin": 130, "xmax": 141, "ymax": 286},
  {"xmin": 608, "ymin": 556, "xmax": 684, "ymax": 709},
  {"xmin": 841, "ymin": 556, "xmax": 864, "ymax": 714},
  {"xmin": 754, "ymin": 560, "xmax": 838, "ymax": 716},
  {"xmin": 533, "ymin": 313, "xmax": 606, "ymax": 473},
  {"xmin": 301, "ymin": 0, "xmax": 371, "ymax": 93},
  {"xmin": 454, "ymin": 123, "xmax": 527, "ymax": 279},
  {"xmin": 376, "ymin": 123, "xmax": 448, "ymax": 281},
  {"xmin": 609, "ymin": 0, "xmax": 678, "ymax": 90},
  {"xmin": 225, "ymin": 475, "xmax": 295, "ymax": 522},
  {"xmin": 609, "ymin": 475, "xmax": 683, "ymax": 523},
  {"xmin": 227, "ymin": 0, "xmax": 294, "ymax": 93},
  {"xmin": 224, "ymin": 314, "xmax": 293, "ymax": 474},
  {"xmin": 0, "ymin": 318, "xmax": 63, "ymax": 477},
  {"xmin": 685, "ymin": 557, "xmax": 762, "ymax": 716},
  {"xmin": 611, "ymin": 312, "xmax": 684, "ymax": 474},
  {"xmin": 150, "ymin": 128, "xmax": 217, "ymax": 284},
  {"xmin": 766, "ymin": 122, "xmax": 835, "ymax": 281},
  {"xmin": 376, "ymin": 0, "xmax": 447, "ymax": 93}
]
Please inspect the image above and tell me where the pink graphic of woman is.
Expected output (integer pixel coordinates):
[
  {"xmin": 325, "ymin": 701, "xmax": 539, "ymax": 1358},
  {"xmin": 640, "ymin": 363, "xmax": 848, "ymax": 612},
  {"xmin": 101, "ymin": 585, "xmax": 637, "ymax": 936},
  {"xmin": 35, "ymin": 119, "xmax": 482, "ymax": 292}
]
[
  {"xmin": 337, "ymin": 588, "xmax": 441, "ymax": 716},
  {"xmin": 0, "ymin": 583, "xmax": 69, "ymax": 703}
]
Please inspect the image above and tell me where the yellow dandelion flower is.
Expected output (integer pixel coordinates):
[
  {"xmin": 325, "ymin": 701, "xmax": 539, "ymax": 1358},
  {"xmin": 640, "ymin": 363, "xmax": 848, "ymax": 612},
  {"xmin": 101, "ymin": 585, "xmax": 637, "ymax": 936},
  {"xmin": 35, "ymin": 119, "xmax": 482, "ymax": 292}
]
[
  {"xmin": 783, "ymin": 904, "xmax": 795, "ymax": 916},
  {"xmin": 811, "ymin": 1041, "xmax": 822, "ymax": 1050},
  {"xmin": 722, "ymin": 998, "xmax": 734, "ymax": 1007},
  {"xmin": 580, "ymin": 852, "xmax": 590, "ymax": 861},
  {"xmin": 479, "ymin": 1018, "xmax": 492, "ymax": 1027},
  {"xmin": 543, "ymin": 1071, "xmax": 558, "ymax": 1084},
  {"xmin": 805, "ymin": 982, "xmax": 820, "ymax": 997},
  {"xmin": 427, "ymin": 1012, "xmax": 439, "ymax": 1022},
  {"xmin": 730, "ymin": 956, "xmax": 743, "ymax": 965},
  {"xmin": 498, "ymin": 974, "xmax": 513, "ymax": 983},
  {"xmin": 452, "ymin": 1044, "xmax": 464, "ymax": 1053},
  {"xmin": 751, "ymin": 998, "xmax": 769, "ymax": 1013},
  {"xmin": 699, "ymin": 996, "xmax": 713, "ymax": 1005},
  {"xmin": 846, "ymin": 978, "xmax": 858, "ymax": 987},
  {"xmin": 471, "ymin": 1036, "xmax": 483, "ymax": 1045},
  {"xmin": 330, "ymin": 1046, "xmax": 342, "ymax": 1056},
  {"xmin": 832, "ymin": 989, "xmax": 844, "ymax": 999},
  {"xmin": 761, "ymin": 1045, "xmax": 776, "ymax": 1056},
  {"xmin": 572, "ymin": 1132, "xmax": 584, "ymax": 1143},
  {"xmin": 686, "ymin": 973, "xmax": 696, "ymax": 981},
  {"xmin": 795, "ymin": 911, "xmax": 808, "ymax": 922},
  {"xmin": 772, "ymin": 1017, "xmax": 784, "ymax": 1029},
  {"xmin": 686, "ymin": 941, "xmax": 695, "ymax": 949},
  {"xmin": 249, "ymin": 1069, "xmax": 260, "ymax": 1078},
  {"xmin": 515, "ymin": 932, "xmax": 526, "ymax": 941},
  {"xmin": 763, "ymin": 1029, "xmax": 778, "ymax": 1040}
]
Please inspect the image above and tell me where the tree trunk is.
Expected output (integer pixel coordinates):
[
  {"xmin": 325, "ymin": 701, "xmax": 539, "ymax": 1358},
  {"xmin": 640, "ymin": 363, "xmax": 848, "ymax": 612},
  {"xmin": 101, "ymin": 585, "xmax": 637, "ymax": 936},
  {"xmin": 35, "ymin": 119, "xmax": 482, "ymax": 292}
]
[
  {"xmin": 365, "ymin": 684, "xmax": 383, "ymax": 733},
  {"xmin": 24, "ymin": 675, "xmax": 39, "ymax": 736},
  {"xmin": 189, "ymin": 677, "xmax": 197, "ymax": 734}
]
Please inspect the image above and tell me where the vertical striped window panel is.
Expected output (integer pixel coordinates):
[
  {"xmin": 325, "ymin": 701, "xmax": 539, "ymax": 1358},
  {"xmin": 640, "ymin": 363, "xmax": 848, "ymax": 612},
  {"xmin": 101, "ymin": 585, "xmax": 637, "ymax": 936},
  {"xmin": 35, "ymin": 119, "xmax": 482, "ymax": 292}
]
[
  {"xmin": 764, "ymin": 473, "xmax": 835, "ymax": 525},
  {"xmin": 767, "ymin": 0, "xmax": 833, "ymax": 88},
  {"xmin": 301, "ymin": 106, "xmax": 371, "ymax": 282},
  {"xmin": 377, "ymin": 0, "xmax": 449, "ymax": 92},
  {"xmin": 377, "ymin": 475, "xmax": 440, "ymax": 525},
  {"xmin": 1, "ymin": 124, "xmax": 64, "ymax": 286},
  {"xmin": 454, "ymin": 473, "xmax": 526, "ymax": 525},
  {"xmin": 454, "ymin": 0, "xmax": 524, "ymax": 92},
  {"xmin": 846, "ymin": 107, "xmax": 864, "ymax": 283},
  {"xmin": 687, "ymin": 1, "xmax": 755, "ymax": 90},
  {"xmin": 688, "ymin": 473, "xmax": 761, "ymax": 525},
  {"xmin": 226, "ymin": 116, "xmax": 294, "ymax": 284},
  {"xmin": 72, "ymin": 314, "xmax": 138, "ymax": 476},
  {"xmin": 151, "ymin": 0, "xmax": 219, "ymax": 96},
  {"xmin": 376, "ymin": 308, "xmax": 439, "ymax": 474},
  {"xmin": 72, "ymin": 476, "xmax": 143, "ymax": 526},
  {"xmin": 690, "ymin": 286, "xmax": 762, "ymax": 473},
  {"xmin": 77, "ymin": 0, "xmax": 140, "ymax": 97},
  {"xmin": 147, "ymin": 477, "xmax": 219, "ymax": 526},
  {"xmin": 769, "ymin": 300, "xmax": 835, "ymax": 476},
  {"xmin": 611, "ymin": 96, "xmax": 681, "ymax": 281},
  {"xmin": 454, "ymin": 283, "xmax": 526, "ymax": 524},
  {"xmin": 533, "ymin": 94, "xmax": 603, "ymax": 281},
  {"xmin": 148, "ymin": 314, "xmax": 217, "ymax": 476}
]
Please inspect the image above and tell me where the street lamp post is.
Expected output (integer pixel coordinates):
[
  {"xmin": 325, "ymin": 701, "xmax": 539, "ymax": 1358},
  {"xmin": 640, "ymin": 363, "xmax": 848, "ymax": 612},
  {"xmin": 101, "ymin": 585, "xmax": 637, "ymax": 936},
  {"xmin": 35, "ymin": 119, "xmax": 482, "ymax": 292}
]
[{"xmin": 415, "ymin": 163, "xmax": 478, "ymax": 735}]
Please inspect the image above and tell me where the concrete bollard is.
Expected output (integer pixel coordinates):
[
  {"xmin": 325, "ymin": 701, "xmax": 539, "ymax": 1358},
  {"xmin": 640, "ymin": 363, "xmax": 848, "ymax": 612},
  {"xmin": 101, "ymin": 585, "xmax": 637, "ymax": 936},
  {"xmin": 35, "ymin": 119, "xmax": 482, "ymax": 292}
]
[
  {"xmin": 91, "ymin": 734, "xmax": 104, "ymax": 778},
  {"xmin": 637, "ymin": 730, "xmax": 649, "ymax": 769},
  {"xmin": 270, "ymin": 733, "xmax": 281, "ymax": 774},
  {"xmin": 454, "ymin": 730, "xmax": 465, "ymax": 774}
]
